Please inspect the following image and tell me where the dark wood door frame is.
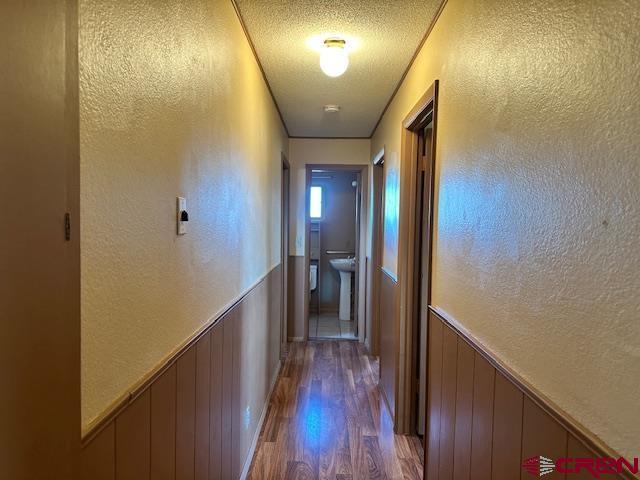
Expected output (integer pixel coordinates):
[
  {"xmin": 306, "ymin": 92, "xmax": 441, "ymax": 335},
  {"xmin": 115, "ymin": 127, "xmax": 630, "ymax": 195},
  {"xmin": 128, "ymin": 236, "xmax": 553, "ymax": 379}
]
[
  {"xmin": 395, "ymin": 81, "xmax": 439, "ymax": 436},
  {"xmin": 368, "ymin": 148, "xmax": 385, "ymax": 356},
  {"xmin": 281, "ymin": 153, "xmax": 290, "ymax": 360}
]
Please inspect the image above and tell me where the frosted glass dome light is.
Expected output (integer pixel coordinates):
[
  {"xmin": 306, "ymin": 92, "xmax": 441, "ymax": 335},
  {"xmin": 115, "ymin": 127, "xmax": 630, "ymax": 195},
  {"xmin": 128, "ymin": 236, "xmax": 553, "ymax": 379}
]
[{"xmin": 320, "ymin": 39, "xmax": 349, "ymax": 77}]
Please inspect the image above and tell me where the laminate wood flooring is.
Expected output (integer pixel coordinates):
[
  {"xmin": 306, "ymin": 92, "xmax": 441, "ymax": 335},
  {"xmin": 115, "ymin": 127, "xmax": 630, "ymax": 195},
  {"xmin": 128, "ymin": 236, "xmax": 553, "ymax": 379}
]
[{"xmin": 247, "ymin": 341, "xmax": 423, "ymax": 480}]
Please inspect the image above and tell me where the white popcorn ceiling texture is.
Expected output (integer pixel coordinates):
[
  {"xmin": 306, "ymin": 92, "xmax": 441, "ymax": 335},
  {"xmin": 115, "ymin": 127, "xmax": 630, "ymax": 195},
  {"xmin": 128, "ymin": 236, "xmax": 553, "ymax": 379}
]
[{"xmin": 235, "ymin": 0, "xmax": 443, "ymax": 137}]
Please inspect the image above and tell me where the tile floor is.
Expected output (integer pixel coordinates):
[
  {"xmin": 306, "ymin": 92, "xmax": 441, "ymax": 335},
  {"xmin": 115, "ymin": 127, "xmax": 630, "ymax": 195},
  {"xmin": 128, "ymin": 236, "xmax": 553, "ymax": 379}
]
[{"xmin": 309, "ymin": 312, "xmax": 357, "ymax": 339}]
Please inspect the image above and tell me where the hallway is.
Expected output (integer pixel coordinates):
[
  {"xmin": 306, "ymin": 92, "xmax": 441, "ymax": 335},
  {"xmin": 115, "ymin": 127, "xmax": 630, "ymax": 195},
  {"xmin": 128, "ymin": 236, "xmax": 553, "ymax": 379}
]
[
  {"xmin": 248, "ymin": 341, "xmax": 423, "ymax": 479},
  {"xmin": 3, "ymin": 0, "xmax": 639, "ymax": 478}
]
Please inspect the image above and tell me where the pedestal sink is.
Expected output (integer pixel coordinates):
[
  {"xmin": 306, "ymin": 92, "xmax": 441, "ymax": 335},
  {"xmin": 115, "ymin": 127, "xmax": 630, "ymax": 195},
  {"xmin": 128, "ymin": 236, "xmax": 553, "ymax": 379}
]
[{"xmin": 329, "ymin": 258, "xmax": 356, "ymax": 321}]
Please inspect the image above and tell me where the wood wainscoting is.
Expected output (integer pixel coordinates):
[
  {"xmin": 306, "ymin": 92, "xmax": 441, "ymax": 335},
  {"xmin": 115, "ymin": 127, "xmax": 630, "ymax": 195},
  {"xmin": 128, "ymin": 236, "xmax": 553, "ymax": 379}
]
[
  {"xmin": 364, "ymin": 256, "xmax": 374, "ymax": 353},
  {"xmin": 426, "ymin": 308, "xmax": 632, "ymax": 480},
  {"xmin": 81, "ymin": 265, "xmax": 282, "ymax": 480},
  {"xmin": 379, "ymin": 268, "xmax": 399, "ymax": 422},
  {"xmin": 287, "ymin": 255, "xmax": 306, "ymax": 342}
]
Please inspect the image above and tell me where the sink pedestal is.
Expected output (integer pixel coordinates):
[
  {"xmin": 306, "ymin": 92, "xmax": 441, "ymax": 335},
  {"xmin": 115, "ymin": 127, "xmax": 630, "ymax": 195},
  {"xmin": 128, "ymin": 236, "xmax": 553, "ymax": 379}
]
[
  {"xmin": 338, "ymin": 271, "xmax": 351, "ymax": 321},
  {"xmin": 329, "ymin": 258, "xmax": 356, "ymax": 322}
]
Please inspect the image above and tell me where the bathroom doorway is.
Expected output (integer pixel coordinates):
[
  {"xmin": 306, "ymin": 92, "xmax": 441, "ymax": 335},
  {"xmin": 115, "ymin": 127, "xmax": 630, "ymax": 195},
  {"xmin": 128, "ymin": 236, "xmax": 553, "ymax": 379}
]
[{"xmin": 304, "ymin": 164, "xmax": 367, "ymax": 340}]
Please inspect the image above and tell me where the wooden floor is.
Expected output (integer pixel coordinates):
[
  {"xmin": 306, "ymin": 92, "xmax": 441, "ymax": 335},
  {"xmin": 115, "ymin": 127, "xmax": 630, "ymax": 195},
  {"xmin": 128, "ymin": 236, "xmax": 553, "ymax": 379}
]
[{"xmin": 247, "ymin": 341, "xmax": 424, "ymax": 480}]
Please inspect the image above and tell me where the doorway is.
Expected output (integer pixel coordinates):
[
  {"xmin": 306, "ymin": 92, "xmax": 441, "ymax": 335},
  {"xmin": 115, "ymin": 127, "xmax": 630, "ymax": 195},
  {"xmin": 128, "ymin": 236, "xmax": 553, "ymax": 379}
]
[
  {"xmin": 366, "ymin": 149, "xmax": 385, "ymax": 356},
  {"xmin": 413, "ymin": 121, "xmax": 434, "ymax": 436},
  {"xmin": 281, "ymin": 154, "xmax": 290, "ymax": 359},
  {"xmin": 394, "ymin": 81, "xmax": 439, "ymax": 442},
  {"xmin": 304, "ymin": 164, "xmax": 368, "ymax": 341}
]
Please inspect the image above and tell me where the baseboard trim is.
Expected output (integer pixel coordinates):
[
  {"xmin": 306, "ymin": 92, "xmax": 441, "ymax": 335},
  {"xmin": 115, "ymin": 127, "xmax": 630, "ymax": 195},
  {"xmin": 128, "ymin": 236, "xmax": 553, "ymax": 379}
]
[
  {"xmin": 82, "ymin": 263, "xmax": 281, "ymax": 443},
  {"xmin": 240, "ymin": 358, "xmax": 282, "ymax": 480}
]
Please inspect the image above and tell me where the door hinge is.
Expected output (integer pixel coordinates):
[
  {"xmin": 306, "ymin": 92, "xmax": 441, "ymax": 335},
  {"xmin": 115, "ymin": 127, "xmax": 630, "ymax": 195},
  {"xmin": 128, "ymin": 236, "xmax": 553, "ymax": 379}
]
[{"xmin": 64, "ymin": 213, "xmax": 71, "ymax": 241}]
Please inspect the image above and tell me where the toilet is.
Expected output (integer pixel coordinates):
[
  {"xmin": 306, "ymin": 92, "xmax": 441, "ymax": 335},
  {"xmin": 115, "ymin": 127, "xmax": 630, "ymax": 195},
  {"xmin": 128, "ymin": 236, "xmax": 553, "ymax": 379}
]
[{"xmin": 309, "ymin": 264, "xmax": 318, "ymax": 292}]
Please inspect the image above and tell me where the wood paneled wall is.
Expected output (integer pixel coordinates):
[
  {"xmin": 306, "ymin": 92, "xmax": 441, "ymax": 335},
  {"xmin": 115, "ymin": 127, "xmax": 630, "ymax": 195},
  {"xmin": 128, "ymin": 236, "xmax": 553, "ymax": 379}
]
[
  {"xmin": 81, "ymin": 265, "xmax": 282, "ymax": 480},
  {"xmin": 426, "ymin": 309, "xmax": 630, "ymax": 480},
  {"xmin": 379, "ymin": 269, "xmax": 398, "ymax": 420},
  {"xmin": 364, "ymin": 256, "xmax": 374, "ymax": 353},
  {"xmin": 287, "ymin": 255, "xmax": 306, "ymax": 341}
]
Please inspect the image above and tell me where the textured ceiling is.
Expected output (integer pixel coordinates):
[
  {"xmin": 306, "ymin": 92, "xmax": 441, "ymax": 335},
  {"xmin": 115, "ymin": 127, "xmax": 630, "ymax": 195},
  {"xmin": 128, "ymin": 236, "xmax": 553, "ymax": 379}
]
[{"xmin": 235, "ymin": 0, "xmax": 443, "ymax": 137}]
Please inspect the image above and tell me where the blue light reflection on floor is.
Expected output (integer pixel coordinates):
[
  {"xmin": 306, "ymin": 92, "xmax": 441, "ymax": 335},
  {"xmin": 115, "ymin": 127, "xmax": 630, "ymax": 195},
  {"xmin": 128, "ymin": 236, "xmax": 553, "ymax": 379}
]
[{"xmin": 301, "ymin": 394, "xmax": 327, "ymax": 450}]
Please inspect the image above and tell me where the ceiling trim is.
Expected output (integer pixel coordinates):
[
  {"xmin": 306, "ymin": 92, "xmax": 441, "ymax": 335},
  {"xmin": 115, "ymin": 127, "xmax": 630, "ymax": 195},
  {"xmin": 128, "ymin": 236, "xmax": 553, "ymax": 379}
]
[
  {"xmin": 230, "ymin": 0, "xmax": 291, "ymax": 136},
  {"xmin": 368, "ymin": 0, "xmax": 448, "ymax": 138}
]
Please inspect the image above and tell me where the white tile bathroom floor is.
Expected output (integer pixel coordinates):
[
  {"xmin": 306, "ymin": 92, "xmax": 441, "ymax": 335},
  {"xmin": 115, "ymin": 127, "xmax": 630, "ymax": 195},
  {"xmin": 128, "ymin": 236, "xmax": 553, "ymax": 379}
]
[{"xmin": 309, "ymin": 313, "xmax": 357, "ymax": 339}]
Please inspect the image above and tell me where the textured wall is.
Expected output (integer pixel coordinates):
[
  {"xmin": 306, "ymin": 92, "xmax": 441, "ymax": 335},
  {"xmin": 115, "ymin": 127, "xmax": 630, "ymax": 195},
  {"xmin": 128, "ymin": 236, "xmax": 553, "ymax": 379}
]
[
  {"xmin": 371, "ymin": 0, "xmax": 640, "ymax": 459},
  {"xmin": 381, "ymin": 156, "xmax": 400, "ymax": 277},
  {"xmin": 80, "ymin": 0, "xmax": 288, "ymax": 430}
]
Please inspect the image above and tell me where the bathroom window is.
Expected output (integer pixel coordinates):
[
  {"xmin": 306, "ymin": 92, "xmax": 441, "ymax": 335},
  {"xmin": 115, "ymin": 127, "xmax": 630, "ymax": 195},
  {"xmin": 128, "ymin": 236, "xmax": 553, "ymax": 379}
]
[{"xmin": 309, "ymin": 185, "xmax": 323, "ymax": 219}]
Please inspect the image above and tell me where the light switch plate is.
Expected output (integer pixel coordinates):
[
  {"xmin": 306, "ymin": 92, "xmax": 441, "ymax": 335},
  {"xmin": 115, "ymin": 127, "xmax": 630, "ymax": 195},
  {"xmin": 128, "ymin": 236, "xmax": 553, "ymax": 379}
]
[{"xmin": 177, "ymin": 197, "xmax": 187, "ymax": 235}]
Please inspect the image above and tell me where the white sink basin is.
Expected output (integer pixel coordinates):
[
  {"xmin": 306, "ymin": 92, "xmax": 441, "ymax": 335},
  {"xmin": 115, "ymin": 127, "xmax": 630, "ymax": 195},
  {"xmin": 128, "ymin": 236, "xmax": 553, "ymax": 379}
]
[
  {"xmin": 329, "ymin": 258, "xmax": 355, "ymax": 320},
  {"xmin": 329, "ymin": 258, "xmax": 356, "ymax": 272}
]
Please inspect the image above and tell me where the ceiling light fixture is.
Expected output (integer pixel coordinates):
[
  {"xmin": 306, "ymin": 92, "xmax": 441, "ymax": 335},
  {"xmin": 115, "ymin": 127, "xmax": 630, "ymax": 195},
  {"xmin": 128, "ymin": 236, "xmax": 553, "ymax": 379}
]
[
  {"xmin": 323, "ymin": 104, "xmax": 340, "ymax": 113},
  {"xmin": 320, "ymin": 38, "xmax": 349, "ymax": 77}
]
